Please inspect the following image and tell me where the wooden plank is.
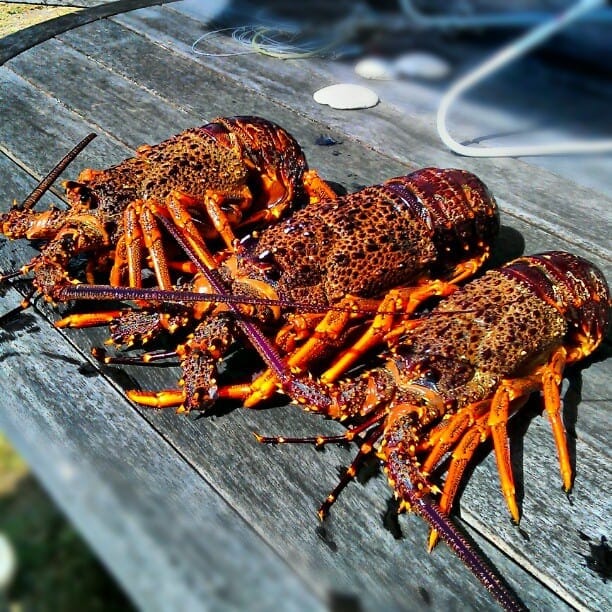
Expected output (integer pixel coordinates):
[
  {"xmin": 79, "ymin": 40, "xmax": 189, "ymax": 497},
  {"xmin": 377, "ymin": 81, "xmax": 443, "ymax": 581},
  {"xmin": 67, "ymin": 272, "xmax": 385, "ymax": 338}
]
[
  {"xmin": 0, "ymin": 161, "xmax": 570, "ymax": 611},
  {"xmin": 0, "ymin": 14, "xmax": 609, "ymax": 610},
  {"xmin": 2, "ymin": 1, "xmax": 104, "ymax": 6},
  {"xmin": 114, "ymin": 4, "xmax": 612, "ymax": 259},
  {"xmin": 0, "ymin": 156, "xmax": 324, "ymax": 612},
  {"xmin": 6, "ymin": 37, "xmax": 195, "ymax": 147}
]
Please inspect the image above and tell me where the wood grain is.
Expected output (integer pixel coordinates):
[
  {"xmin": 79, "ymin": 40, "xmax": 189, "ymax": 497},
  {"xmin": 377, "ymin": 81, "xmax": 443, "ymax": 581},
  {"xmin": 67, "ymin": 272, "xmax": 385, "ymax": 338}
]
[{"xmin": 0, "ymin": 2, "xmax": 610, "ymax": 610}]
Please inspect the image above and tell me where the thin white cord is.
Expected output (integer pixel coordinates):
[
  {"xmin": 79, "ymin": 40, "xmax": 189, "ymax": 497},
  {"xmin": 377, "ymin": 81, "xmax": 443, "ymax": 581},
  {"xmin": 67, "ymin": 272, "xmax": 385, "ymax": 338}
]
[
  {"xmin": 436, "ymin": 0, "xmax": 612, "ymax": 157},
  {"xmin": 192, "ymin": 25, "xmax": 340, "ymax": 59},
  {"xmin": 399, "ymin": 0, "xmax": 612, "ymax": 27}
]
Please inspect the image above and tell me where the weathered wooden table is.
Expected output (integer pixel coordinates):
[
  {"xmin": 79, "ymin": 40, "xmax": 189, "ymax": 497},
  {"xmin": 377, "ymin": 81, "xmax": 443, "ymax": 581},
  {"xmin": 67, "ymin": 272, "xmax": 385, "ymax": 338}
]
[{"xmin": 0, "ymin": 1, "xmax": 610, "ymax": 610}]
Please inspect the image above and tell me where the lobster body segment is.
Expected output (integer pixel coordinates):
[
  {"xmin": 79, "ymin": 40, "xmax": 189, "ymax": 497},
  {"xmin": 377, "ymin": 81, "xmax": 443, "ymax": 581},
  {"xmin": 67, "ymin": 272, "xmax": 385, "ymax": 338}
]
[{"xmin": 248, "ymin": 167, "xmax": 499, "ymax": 306}]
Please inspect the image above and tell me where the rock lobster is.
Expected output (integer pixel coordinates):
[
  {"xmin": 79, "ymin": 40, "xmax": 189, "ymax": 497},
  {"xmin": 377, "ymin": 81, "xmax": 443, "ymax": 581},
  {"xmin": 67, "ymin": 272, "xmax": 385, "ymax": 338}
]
[
  {"xmin": 59, "ymin": 167, "xmax": 499, "ymax": 413},
  {"xmin": 250, "ymin": 251, "xmax": 609, "ymax": 610},
  {"xmin": 0, "ymin": 116, "xmax": 334, "ymax": 300}
]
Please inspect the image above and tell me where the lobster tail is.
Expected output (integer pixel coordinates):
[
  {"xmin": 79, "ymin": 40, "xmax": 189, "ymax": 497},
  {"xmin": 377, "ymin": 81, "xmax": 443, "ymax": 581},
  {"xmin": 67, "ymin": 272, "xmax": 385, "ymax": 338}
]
[
  {"xmin": 500, "ymin": 251, "xmax": 610, "ymax": 358},
  {"xmin": 384, "ymin": 168, "xmax": 499, "ymax": 272}
]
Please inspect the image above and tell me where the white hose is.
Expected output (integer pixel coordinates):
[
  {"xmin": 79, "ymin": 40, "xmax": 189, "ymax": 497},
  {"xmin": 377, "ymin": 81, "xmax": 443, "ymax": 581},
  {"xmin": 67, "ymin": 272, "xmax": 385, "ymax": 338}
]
[{"xmin": 435, "ymin": 0, "xmax": 612, "ymax": 157}]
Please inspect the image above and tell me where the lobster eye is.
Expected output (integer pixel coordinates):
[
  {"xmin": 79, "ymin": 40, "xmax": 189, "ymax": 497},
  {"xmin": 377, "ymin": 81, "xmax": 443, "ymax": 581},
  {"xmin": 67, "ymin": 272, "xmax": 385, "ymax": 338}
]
[
  {"xmin": 79, "ymin": 187, "xmax": 94, "ymax": 204},
  {"xmin": 64, "ymin": 181, "xmax": 97, "ymax": 208}
]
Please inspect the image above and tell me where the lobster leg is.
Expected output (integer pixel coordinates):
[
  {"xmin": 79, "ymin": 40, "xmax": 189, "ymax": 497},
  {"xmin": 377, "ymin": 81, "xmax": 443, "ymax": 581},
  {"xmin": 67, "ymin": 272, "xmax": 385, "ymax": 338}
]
[
  {"xmin": 540, "ymin": 346, "xmax": 572, "ymax": 491},
  {"xmin": 159, "ymin": 191, "xmax": 220, "ymax": 269},
  {"xmin": 238, "ymin": 169, "xmax": 337, "ymax": 229},
  {"xmin": 56, "ymin": 199, "xmax": 173, "ymax": 329},
  {"xmin": 321, "ymin": 251, "xmax": 490, "ymax": 385},
  {"xmin": 321, "ymin": 275, "xmax": 465, "ymax": 384},
  {"xmin": 122, "ymin": 204, "xmax": 145, "ymax": 288},
  {"xmin": 302, "ymin": 169, "xmax": 338, "ymax": 205},
  {"xmin": 486, "ymin": 350, "xmax": 574, "ymax": 524},
  {"xmin": 427, "ymin": 412, "xmax": 490, "ymax": 551},
  {"xmin": 274, "ymin": 312, "xmax": 327, "ymax": 353},
  {"xmin": 317, "ymin": 424, "xmax": 385, "ymax": 519},
  {"xmin": 488, "ymin": 376, "xmax": 541, "ymax": 523},
  {"xmin": 139, "ymin": 203, "xmax": 172, "ymax": 289},
  {"xmin": 238, "ymin": 295, "xmax": 380, "ymax": 408},
  {"xmin": 128, "ymin": 312, "xmax": 238, "ymax": 413},
  {"xmin": 109, "ymin": 235, "xmax": 130, "ymax": 287},
  {"xmin": 55, "ymin": 310, "xmax": 124, "ymax": 329},
  {"xmin": 420, "ymin": 400, "xmax": 492, "ymax": 475},
  {"xmin": 92, "ymin": 346, "xmax": 178, "ymax": 365}
]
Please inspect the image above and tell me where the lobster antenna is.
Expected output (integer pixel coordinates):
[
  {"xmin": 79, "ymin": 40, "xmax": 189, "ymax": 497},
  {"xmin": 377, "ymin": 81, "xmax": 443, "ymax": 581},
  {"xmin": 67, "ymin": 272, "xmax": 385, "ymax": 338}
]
[
  {"xmin": 59, "ymin": 284, "xmax": 380, "ymax": 316},
  {"xmin": 18, "ymin": 133, "xmax": 97, "ymax": 211},
  {"xmin": 59, "ymin": 284, "xmax": 480, "ymax": 319},
  {"xmin": 413, "ymin": 493, "xmax": 526, "ymax": 611}
]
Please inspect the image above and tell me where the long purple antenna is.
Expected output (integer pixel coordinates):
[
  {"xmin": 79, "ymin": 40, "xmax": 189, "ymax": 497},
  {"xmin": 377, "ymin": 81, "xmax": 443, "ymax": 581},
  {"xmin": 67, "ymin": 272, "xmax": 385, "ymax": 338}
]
[
  {"xmin": 411, "ymin": 492, "xmax": 526, "ymax": 611},
  {"xmin": 57, "ymin": 284, "xmax": 385, "ymax": 316},
  {"xmin": 18, "ymin": 133, "xmax": 97, "ymax": 211}
]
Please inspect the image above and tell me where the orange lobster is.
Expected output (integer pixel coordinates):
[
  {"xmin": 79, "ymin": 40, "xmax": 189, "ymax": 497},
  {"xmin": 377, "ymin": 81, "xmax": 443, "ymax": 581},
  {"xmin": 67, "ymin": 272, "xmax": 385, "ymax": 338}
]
[
  {"xmin": 0, "ymin": 117, "xmax": 334, "ymax": 302},
  {"xmin": 251, "ymin": 251, "xmax": 609, "ymax": 610}
]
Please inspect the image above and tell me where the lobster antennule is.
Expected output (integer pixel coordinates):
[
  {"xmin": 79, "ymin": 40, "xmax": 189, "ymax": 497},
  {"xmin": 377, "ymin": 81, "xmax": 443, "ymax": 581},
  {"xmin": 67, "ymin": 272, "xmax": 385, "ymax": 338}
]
[{"xmin": 18, "ymin": 133, "xmax": 97, "ymax": 211}]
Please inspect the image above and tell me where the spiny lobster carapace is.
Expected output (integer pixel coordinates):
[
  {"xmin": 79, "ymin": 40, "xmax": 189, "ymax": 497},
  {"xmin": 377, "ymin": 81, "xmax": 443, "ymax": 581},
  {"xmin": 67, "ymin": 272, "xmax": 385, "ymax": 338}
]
[
  {"xmin": 0, "ymin": 117, "xmax": 334, "ymax": 301},
  {"xmin": 61, "ymin": 167, "xmax": 499, "ymax": 413},
  {"xmin": 253, "ymin": 251, "xmax": 609, "ymax": 610}
]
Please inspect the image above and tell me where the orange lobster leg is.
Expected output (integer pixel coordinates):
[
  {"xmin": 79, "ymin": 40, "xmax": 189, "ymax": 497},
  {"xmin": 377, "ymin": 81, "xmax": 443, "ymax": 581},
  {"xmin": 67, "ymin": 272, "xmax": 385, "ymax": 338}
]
[
  {"xmin": 140, "ymin": 204, "xmax": 172, "ymax": 289},
  {"xmin": 323, "ymin": 279, "xmax": 459, "ymax": 384},
  {"xmin": 160, "ymin": 191, "xmax": 219, "ymax": 270},
  {"xmin": 302, "ymin": 169, "xmax": 338, "ymax": 205},
  {"xmin": 427, "ymin": 413, "xmax": 490, "ymax": 551},
  {"xmin": 124, "ymin": 205, "xmax": 145, "ymax": 288},
  {"xmin": 274, "ymin": 312, "xmax": 326, "ymax": 353},
  {"xmin": 109, "ymin": 235, "xmax": 129, "ymax": 287},
  {"xmin": 126, "ymin": 389, "xmax": 185, "ymax": 409},
  {"xmin": 287, "ymin": 295, "xmax": 378, "ymax": 368},
  {"xmin": 217, "ymin": 383, "xmax": 253, "ymax": 401},
  {"xmin": 443, "ymin": 250, "xmax": 491, "ymax": 285},
  {"xmin": 240, "ymin": 295, "xmax": 379, "ymax": 408},
  {"xmin": 201, "ymin": 188, "xmax": 251, "ymax": 250},
  {"xmin": 420, "ymin": 400, "xmax": 491, "ymax": 475},
  {"xmin": 540, "ymin": 346, "xmax": 572, "ymax": 491},
  {"xmin": 238, "ymin": 169, "xmax": 337, "ymax": 230},
  {"xmin": 55, "ymin": 310, "xmax": 124, "ymax": 329},
  {"xmin": 488, "ymin": 376, "xmax": 541, "ymax": 524}
]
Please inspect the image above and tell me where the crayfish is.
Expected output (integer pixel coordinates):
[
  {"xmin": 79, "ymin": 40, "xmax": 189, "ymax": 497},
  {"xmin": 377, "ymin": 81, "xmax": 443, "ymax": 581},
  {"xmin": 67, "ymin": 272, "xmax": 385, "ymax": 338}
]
[
  {"xmin": 59, "ymin": 167, "xmax": 499, "ymax": 413},
  {"xmin": 250, "ymin": 251, "xmax": 609, "ymax": 611},
  {"xmin": 0, "ymin": 116, "xmax": 334, "ymax": 300}
]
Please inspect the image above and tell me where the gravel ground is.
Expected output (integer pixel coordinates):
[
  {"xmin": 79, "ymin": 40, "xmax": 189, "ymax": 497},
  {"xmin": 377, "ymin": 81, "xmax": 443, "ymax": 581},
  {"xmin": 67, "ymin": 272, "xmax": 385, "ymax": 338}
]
[{"xmin": 0, "ymin": 2, "xmax": 80, "ymax": 38}]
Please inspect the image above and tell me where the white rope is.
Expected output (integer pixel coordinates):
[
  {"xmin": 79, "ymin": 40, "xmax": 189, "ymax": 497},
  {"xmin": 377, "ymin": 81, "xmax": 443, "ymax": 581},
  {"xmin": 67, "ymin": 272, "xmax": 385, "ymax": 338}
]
[{"xmin": 436, "ymin": 0, "xmax": 612, "ymax": 157}]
